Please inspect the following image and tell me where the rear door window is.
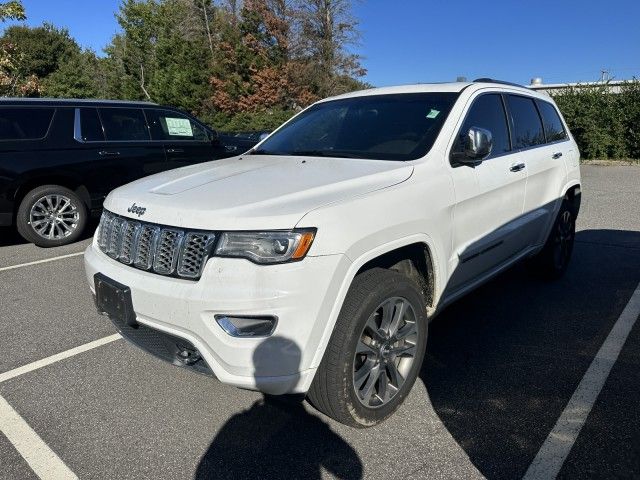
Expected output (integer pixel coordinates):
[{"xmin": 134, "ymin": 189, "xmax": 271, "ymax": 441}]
[
  {"xmin": 145, "ymin": 109, "xmax": 210, "ymax": 142},
  {"xmin": 98, "ymin": 108, "xmax": 150, "ymax": 141},
  {"xmin": 0, "ymin": 107, "xmax": 55, "ymax": 140},
  {"xmin": 453, "ymin": 94, "xmax": 511, "ymax": 158},
  {"xmin": 507, "ymin": 95, "xmax": 545, "ymax": 149},
  {"xmin": 536, "ymin": 100, "xmax": 568, "ymax": 142},
  {"xmin": 506, "ymin": 95, "xmax": 545, "ymax": 149},
  {"xmin": 79, "ymin": 108, "xmax": 105, "ymax": 141}
]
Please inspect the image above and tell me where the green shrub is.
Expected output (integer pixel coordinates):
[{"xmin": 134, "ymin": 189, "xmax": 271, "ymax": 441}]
[{"xmin": 552, "ymin": 79, "xmax": 640, "ymax": 160}]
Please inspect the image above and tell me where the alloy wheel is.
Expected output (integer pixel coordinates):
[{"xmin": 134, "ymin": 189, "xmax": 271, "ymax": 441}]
[
  {"xmin": 353, "ymin": 296, "xmax": 419, "ymax": 408},
  {"xmin": 29, "ymin": 194, "xmax": 80, "ymax": 240}
]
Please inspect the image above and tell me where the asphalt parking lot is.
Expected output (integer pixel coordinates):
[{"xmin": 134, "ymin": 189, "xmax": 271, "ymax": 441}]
[{"xmin": 0, "ymin": 165, "xmax": 639, "ymax": 480}]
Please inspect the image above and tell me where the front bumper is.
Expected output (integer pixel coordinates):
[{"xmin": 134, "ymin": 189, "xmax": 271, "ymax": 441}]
[{"xmin": 85, "ymin": 243, "xmax": 348, "ymax": 394}]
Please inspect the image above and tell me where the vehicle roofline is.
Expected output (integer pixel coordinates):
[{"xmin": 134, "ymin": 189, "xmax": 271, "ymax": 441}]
[{"xmin": 0, "ymin": 97, "xmax": 158, "ymax": 106}]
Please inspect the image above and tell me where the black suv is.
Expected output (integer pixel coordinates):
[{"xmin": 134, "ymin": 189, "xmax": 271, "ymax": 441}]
[{"xmin": 0, "ymin": 99, "xmax": 233, "ymax": 247}]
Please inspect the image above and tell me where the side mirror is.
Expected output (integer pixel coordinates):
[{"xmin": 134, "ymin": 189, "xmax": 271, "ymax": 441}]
[{"xmin": 453, "ymin": 126, "xmax": 493, "ymax": 164}]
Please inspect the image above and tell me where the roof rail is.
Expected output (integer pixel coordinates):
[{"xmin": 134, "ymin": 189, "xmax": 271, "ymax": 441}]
[{"xmin": 472, "ymin": 78, "xmax": 526, "ymax": 88}]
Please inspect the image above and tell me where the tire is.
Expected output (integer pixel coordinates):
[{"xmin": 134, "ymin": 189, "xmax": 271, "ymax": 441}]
[
  {"xmin": 16, "ymin": 185, "xmax": 87, "ymax": 247},
  {"xmin": 308, "ymin": 267, "xmax": 428, "ymax": 427},
  {"xmin": 530, "ymin": 198, "xmax": 576, "ymax": 279}
]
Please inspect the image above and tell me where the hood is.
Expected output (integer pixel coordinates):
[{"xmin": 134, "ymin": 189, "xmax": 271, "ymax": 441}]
[{"xmin": 104, "ymin": 154, "xmax": 413, "ymax": 230}]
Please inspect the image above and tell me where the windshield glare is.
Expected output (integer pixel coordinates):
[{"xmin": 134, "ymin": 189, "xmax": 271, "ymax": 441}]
[{"xmin": 254, "ymin": 92, "xmax": 459, "ymax": 161}]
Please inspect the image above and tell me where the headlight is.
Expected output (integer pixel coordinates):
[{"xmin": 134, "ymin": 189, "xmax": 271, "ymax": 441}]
[{"xmin": 215, "ymin": 229, "xmax": 316, "ymax": 264}]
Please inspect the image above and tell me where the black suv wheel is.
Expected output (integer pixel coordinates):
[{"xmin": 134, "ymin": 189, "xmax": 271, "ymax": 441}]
[{"xmin": 16, "ymin": 185, "xmax": 87, "ymax": 247}]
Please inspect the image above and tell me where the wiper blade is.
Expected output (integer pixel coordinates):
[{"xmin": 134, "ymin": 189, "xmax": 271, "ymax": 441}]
[
  {"xmin": 249, "ymin": 148, "xmax": 275, "ymax": 155},
  {"xmin": 290, "ymin": 150, "xmax": 363, "ymax": 159}
]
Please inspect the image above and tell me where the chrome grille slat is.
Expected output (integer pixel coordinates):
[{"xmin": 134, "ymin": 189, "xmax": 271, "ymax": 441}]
[
  {"xmin": 97, "ymin": 212, "xmax": 113, "ymax": 250},
  {"xmin": 97, "ymin": 210, "xmax": 213, "ymax": 280},
  {"xmin": 119, "ymin": 220, "xmax": 138, "ymax": 264},
  {"xmin": 153, "ymin": 229, "xmax": 183, "ymax": 274},
  {"xmin": 106, "ymin": 217, "xmax": 124, "ymax": 258},
  {"xmin": 178, "ymin": 233, "xmax": 216, "ymax": 278},
  {"xmin": 134, "ymin": 225, "xmax": 160, "ymax": 270}
]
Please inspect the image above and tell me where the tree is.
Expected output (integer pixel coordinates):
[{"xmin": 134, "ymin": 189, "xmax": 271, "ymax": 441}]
[
  {"xmin": 104, "ymin": 0, "xmax": 213, "ymax": 110},
  {"xmin": 0, "ymin": 0, "xmax": 369, "ymax": 130},
  {"xmin": 298, "ymin": 0, "xmax": 366, "ymax": 97},
  {"xmin": 42, "ymin": 51, "xmax": 105, "ymax": 98},
  {"xmin": 0, "ymin": 1, "xmax": 25, "ymax": 22},
  {"xmin": 0, "ymin": 23, "xmax": 80, "ymax": 78},
  {"xmin": 0, "ymin": 42, "xmax": 41, "ymax": 96}
]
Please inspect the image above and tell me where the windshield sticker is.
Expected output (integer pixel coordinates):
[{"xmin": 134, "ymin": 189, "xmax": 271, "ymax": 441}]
[
  {"xmin": 165, "ymin": 117, "xmax": 193, "ymax": 136},
  {"xmin": 426, "ymin": 109, "xmax": 440, "ymax": 119}
]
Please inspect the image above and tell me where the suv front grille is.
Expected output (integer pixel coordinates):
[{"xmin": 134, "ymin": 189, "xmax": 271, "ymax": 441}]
[{"xmin": 97, "ymin": 211, "xmax": 215, "ymax": 280}]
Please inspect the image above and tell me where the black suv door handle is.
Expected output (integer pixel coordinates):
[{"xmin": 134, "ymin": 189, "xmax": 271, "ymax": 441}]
[
  {"xmin": 98, "ymin": 150, "xmax": 120, "ymax": 156},
  {"xmin": 510, "ymin": 162, "xmax": 525, "ymax": 172},
  {"xmin": 552, "ymin": 152, "xmax": 563, "ymax": 159},
  {"xmin": 166, "ymin": 148, "xmax": 184, "ymax": 153}
]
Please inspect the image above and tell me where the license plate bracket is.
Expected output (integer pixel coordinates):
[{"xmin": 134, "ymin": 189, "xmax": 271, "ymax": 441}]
[{"xmin": 94, "ymin": 273, "xmax": 137, "ymax": 328}]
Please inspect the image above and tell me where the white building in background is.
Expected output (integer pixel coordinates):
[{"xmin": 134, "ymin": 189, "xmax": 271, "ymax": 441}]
[{"xmin": 528, "ymin": 77, "xmax": 627, "ymax": 95}]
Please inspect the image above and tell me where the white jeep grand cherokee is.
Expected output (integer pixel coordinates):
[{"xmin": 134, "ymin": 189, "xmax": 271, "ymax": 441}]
[{"xmin": 85, "ymin": 79, "xmax": 581, "ymax": 427}]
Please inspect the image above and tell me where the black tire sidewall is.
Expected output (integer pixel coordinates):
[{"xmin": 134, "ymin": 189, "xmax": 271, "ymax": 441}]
[
  {"xmin": 16, "ymin": 185, "xmax": 87, "ymax": 247},
  {"xmin": 336, "ymin": 270, "xmax": 428, "ymax": 426},
  {"xmin": 537, "ymin": 200, "xmax": 575, "ymax": 278}
]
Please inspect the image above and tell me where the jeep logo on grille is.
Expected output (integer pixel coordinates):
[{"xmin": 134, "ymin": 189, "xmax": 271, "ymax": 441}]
[{"xmin": 127, "ymin": 203, "xmax": 146, "ymax": 217}]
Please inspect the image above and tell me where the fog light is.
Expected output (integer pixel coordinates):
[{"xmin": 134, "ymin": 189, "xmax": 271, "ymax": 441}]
[{"xmin": 215, "ymin": 315, "xmax": 277, "ymax": 337}]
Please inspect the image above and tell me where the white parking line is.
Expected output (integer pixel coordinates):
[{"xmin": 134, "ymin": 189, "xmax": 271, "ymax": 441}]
[
  {"xmin": 523, "ymin": 281, "xmax": 640, "ymax": 480},
  {"xmin": 0, "ymin": 334, "xmax": 122, "ymax": 384},
  {"xmin": 0, "ymin": 251, "xmax": 85, "ymax": 273},
  {"xmin": 0, "ymin": 395, "xmax": 78, "ymax": 479}
]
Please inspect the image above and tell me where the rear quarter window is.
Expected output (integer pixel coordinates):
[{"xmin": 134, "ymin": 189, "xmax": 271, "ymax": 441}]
[
  {"xmin": 0, "ymin": 107, "xmax": 55, "ymax": 141},
  {"xmin": 536, "ymin": 100, "xmax": 568, "ymax": 142}
]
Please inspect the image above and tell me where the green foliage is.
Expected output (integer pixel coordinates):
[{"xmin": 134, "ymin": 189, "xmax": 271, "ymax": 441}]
[
  {"xmin": 0, "ymin": 0, "xmax": 367, "ymax": 133},
  {"xmin": 42, "ymin": 51, "xmax": 105, "ymax": 98},
  {"xmin": 1, "ymin": 23, "xmax": 80, "ymax": 78},
  {"xmin": 553, "ymin": 80, "xmax": 640, "ymax": 160},
  {"xmin": 0, "ymin": 1, "xmax": 25, "ymax": 21},
  {"xmin": 205, "ymin": 108, "xmax": 297, "ymax": 132}
]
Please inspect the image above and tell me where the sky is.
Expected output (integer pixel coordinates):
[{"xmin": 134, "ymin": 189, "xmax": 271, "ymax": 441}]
[{"xmin": 4, "ymin": 0, "xmax": 640, "ymax": 87}]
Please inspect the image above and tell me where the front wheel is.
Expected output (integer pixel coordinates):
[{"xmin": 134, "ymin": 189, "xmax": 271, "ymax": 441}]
[
  {"xmin": 16, "ymin": 185, "xmax": 87, "ymax": 247},
  {"xmin": 308, "ymin": 268, "xmax": 428, "ymax": 427}
]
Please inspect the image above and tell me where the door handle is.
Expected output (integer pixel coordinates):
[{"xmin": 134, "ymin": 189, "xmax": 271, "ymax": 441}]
[
  {"xmin": 510, "ymin": 162, "xmax": 525, "ymax": 172},
  {"xmin": 552, "ymin": 152, "xmax": 563, "ymax": 159},
  {"xmin": 98, "ymin": 150, "xmax": 120, "ymax": 156},
  {"xmin": 166, "ymin": 148, "xmax": 184, "ymax": 153}
]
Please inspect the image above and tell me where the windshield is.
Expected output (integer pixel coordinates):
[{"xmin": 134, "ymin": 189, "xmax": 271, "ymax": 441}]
[{"xmin": 253, "ymin": 92, "xmax": 459, "ymax": 161}]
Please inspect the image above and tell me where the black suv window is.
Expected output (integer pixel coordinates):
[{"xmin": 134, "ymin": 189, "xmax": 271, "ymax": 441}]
[
  {"xmin": 146, "ymin": 109, "xmax": 209, "ymax": 142},
  {"xmin": 537, "ymin": 100, "xmax": 567, "ymax": 142},
  {"xmin": 79, "ymin": 108, "xmax": 105, "ymax": 141},
  {"xmin": 506, "ymin": 95, "xmax": 545, "ymax": 149},
  {"xmin": 98, "ymin": 108, "xmax": 150, "ymax": 141},
  {"xmin": 0, "ymin": 107, "xmax": 54, "ymax": 140},
  {"xmin": 453, "ymin": 94, "xmax": 511, "ymax": 158}
]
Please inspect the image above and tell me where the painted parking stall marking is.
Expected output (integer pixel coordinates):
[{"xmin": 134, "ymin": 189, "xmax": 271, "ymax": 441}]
[
  {"xmin": 524, "ymin": 281, "xmax": 640, "ymax": 480},
  {"xmin": 0, "ymin": 251, "xmax": 84, "ymax": 273},
  {"xmin": 0, "ymin": 334, "xmax": 122, "ymax": 384},
  {"xmin": 0, "ymin": 395, "xmax": 78, "ymax": 479}
]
